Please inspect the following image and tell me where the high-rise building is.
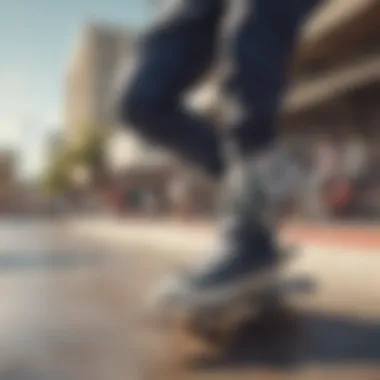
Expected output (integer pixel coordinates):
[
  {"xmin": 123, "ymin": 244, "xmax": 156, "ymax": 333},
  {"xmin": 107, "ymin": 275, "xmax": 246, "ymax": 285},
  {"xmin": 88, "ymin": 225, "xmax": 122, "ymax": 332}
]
[{"xmin": 65, "ymin": 23, "xmax": 136, "ymax": 147}]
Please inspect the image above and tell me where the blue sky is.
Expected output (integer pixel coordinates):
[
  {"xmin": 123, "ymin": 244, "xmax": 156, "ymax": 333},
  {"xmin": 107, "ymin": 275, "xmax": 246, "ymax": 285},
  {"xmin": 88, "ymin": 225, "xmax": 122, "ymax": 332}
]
[{"xmin": 0, "ymin": 0, "xmax": 152, "ymax": 178}]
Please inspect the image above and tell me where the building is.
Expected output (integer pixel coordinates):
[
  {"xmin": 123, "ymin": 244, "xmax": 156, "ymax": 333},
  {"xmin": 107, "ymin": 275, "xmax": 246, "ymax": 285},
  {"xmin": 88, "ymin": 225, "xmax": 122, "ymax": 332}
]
[
  {"xmin": 284, "ymin": 0, "xmax": 380, "ymax": 133},
  {"xmin": 65, "ymin": 23, "xmax": 136, "ymax": 147}
]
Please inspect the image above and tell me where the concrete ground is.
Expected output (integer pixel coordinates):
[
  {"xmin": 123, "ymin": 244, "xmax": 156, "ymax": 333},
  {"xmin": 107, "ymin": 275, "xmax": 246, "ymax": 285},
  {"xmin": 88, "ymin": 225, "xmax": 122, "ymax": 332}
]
[{"xmin": 0, "ymin": 218, "xmax": 379, "ymax": 380}]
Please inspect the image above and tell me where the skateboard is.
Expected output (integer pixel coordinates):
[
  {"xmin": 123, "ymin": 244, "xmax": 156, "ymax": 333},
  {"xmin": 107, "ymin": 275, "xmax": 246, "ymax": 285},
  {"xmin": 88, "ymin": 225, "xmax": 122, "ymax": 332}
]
[
  {"xmin": 148, "ymin": 246, "xmax": 312, "ymax": 347},
  {"xmin": 180, "ymin": 274, "xmax": 310, "ymax": 346}
]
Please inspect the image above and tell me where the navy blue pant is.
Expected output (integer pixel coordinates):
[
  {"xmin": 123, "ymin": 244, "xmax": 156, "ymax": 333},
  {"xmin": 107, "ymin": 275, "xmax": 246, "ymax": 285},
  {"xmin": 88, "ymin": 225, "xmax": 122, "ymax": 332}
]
[{"xmin": 119, "ymin": 0, "xmax": 318, "ymax": 178}]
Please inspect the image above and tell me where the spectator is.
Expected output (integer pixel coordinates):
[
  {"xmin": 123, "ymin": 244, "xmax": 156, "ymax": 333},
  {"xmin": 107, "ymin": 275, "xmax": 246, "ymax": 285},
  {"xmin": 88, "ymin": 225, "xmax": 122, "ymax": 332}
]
[
  {"xmin": 306, "ymin": 136, "xmax": 340, "ymax": 219},
  {"xmin": 343, "ymin": 135, "xmax": 369, "ymax": 182}
]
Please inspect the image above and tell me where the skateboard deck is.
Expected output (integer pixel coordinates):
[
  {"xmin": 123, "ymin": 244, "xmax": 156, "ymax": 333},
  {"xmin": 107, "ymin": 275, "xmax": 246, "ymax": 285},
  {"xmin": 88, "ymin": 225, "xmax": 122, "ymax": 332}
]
[
  {"xmin": 180, "ymin": 274, "xmax": 312, "ymax": 345},
  {"xmin": 147, "ymin": 246, "xmax": 312, "ymax": 346}
]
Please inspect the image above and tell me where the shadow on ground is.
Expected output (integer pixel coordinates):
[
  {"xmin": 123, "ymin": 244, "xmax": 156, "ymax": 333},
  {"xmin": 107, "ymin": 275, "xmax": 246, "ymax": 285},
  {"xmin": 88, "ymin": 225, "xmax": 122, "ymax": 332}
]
[{"xmin": 189, "ymin": 310, "xmax": 380, "ymax": 371}]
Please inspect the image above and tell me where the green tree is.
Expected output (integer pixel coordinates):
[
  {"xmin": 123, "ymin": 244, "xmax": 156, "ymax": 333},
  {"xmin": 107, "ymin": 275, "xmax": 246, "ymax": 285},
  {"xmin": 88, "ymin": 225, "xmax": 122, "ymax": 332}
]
[
  {"xmin": 42, "ymin": 127, "xmax": 107, "ymax": 194},
  {"xmin": 74, "ymin": 128, "xmax": 105, "ymax": 166},
  {"xmin": 42, "ymin": 150, "xmax": 73, "ymax": 195},
  {"xmin": 73, "ymin": 128, "xmax": 107, "ymax": 186}
]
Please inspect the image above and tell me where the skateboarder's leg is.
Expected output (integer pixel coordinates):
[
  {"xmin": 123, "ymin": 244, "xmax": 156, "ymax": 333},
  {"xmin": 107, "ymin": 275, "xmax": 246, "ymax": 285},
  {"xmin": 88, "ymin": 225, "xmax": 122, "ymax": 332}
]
[
  {"xmin": 201, "ymin": 0, "xmax": 321, "ymax": 270},
  {"xmin": 119, "ymin": 0, "xmax": 226, "ymax": 178},
  {"xmin": 229, "ymin": 0, "xmax": 319, "ymax": 154},
  {"xmin": 149, "ymin": 0, "xmax": 319, "ymax": 308}
]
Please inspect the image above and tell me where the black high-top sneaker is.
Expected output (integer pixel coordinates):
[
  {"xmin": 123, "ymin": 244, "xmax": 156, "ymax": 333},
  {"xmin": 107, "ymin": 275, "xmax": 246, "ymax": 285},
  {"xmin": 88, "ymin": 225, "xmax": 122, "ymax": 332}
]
[{"xmin": 148, "ymin": 144, "xmax": 304, "ymax": 315}]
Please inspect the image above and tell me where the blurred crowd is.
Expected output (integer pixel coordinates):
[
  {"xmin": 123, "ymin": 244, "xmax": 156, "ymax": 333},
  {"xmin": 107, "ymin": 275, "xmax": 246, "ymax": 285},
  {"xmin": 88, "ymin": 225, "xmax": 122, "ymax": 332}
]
[
  {"xmin": 293, "ymin": 135, "xmax": 380, "ymax": 221},
  {"xmin": 100, "ymin": 134, "xmax": 379, "ymax": 223}
]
